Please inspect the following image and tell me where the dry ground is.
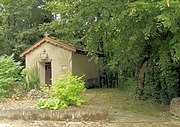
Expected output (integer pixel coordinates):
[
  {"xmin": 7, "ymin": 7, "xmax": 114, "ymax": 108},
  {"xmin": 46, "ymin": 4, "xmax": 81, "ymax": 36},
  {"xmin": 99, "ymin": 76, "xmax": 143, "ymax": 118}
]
[
  {"xmin": 0, "ymin": 119, "xmax": 178, "ymax": 127},
  {"xmin": 0, "ymin": 88, "xmax": 179, "ymax": 127}
]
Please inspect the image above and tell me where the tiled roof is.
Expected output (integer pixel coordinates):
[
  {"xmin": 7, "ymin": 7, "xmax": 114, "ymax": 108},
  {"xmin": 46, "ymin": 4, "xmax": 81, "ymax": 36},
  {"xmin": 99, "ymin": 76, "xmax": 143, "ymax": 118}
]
[{"xmin": 20, "ymin": 37, "xmax": 85, "ymax": 57}]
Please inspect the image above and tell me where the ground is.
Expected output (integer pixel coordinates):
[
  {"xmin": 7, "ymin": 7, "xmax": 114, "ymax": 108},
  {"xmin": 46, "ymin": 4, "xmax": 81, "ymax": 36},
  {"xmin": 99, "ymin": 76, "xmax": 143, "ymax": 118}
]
[
  {"xmin": 0, "ymin": 89, "xmax": 179, "ymax": 127},
  {"xmin": 0, "ymin": 119, "xmax": 178, "ymax": 127}
]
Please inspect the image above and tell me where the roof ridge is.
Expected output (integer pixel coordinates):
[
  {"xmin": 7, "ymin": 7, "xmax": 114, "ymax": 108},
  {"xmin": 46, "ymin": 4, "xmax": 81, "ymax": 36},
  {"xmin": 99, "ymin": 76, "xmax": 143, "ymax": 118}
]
[{"xmin": 20, "ymin": 37, "xmax": 85, "ymax": 57}]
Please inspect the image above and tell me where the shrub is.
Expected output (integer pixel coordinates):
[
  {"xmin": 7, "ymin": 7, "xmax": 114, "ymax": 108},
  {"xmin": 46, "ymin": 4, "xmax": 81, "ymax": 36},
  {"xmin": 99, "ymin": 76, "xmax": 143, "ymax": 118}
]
[
  {"xmin": 0, "ymin": 54, "xmax": 21, "ymax": 98},
  {"xmin": 36, "ymin": 72, "xmax": 86, "ymax": 109},
  {"xmin": 118, "ymin": 75, "xmax": 136, "ymax": 94}
]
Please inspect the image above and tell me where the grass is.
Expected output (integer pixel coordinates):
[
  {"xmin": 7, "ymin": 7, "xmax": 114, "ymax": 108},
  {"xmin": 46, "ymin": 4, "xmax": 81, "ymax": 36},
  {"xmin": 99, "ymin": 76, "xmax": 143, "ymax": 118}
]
[{"xmin": 84, "ymin": 88, "xmax": 169, "ymax": 117}]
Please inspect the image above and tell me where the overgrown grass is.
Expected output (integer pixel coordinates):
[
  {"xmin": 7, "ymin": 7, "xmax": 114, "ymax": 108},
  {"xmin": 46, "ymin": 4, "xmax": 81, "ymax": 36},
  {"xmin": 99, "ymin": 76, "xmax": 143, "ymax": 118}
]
[
  {"xmin": 84, "ymin": 88, "xmax": 169, "ymax": 117},
  {"xmin": 20, "ymin": 67, "xmax": 40, "ymax": 91}
]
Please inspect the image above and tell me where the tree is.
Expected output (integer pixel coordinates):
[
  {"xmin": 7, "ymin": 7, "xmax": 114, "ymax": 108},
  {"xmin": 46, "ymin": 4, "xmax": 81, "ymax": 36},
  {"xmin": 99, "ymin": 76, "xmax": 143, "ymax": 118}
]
[
  {"xmin": 0, "ymin": 0, "xmax": 53, "ymax": 58},
  {"xmin": 42, "ymin": 0, "xmax": 180, "ymax": 104}
]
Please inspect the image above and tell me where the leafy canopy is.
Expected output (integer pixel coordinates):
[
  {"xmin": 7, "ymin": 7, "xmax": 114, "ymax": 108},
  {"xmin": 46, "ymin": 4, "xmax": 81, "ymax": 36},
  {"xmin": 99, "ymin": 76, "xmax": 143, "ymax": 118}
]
[{"xmin": 41, "ymin": 0, "xmax": 180, "ymax": 104}]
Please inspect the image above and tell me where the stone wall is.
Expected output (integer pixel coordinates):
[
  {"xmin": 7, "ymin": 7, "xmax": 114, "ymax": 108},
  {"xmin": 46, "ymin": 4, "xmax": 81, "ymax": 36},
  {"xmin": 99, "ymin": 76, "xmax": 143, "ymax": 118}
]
[{"xmin": 0, "ymin": 108, "xmax": 107, "ymax": 121}]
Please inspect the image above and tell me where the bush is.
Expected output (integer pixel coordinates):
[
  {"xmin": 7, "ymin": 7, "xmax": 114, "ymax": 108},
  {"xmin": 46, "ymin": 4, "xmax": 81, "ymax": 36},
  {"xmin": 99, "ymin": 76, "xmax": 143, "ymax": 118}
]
[
  {"xmin": 142, "ymin": 60, "xmax": 180, "ymax": 104},
  {"xmin": 118, "ymin": 75, "xmax": 136, "ymax": 94},
  {"xmin": 36, "ymin": 72, "xmax": 86, "ymax": 109},
  {"xmin": 0, "ymin": 54, "xmax": 21, "ymax": 98}
]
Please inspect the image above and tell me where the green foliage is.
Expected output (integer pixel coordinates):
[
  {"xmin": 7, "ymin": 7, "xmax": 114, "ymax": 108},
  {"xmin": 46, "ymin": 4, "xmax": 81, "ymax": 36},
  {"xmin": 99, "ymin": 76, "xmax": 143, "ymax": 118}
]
[
  {"xmin": 20, "ymin": 67, "xmax": 40, "ymax": 91},
  {"xmin": 36, "ymin": 98, "xmax": 63, "ymax": 110},
  {"xmin": 36, "ymin": 72, "xmax": 86, "ymax": 109},
  {"xmin": 41, "ymin": 0, "xmax": 180, "ymax": 104},
  {"xmin": 142, "ymin": 58, "xmax": 179, "ymax": 104},
  {"xmin": 118, "ymin": 76, "xmax": 136, "ymax": 94},
  {"xmin": 51, "ymin": 73, "xmax": 86, "ymax": 106},
  {"xmin": 0, "ymin": 0, "xmax": 53, "ymax": 58},
  {"xmin": 0, "ymin": 54, "xmax": 21, "ymax": 98},
  {"xmin": 12, "ymin": 92, "xmax": 21, "ymax": 100},
  {"xmin": 0, "ymin": 0, "xmax": 179, "ymax": 104}
]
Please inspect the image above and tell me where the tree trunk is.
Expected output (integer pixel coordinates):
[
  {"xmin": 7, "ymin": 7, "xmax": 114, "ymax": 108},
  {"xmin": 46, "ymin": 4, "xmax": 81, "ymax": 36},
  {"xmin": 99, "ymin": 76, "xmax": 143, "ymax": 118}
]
[{"xmin": 137, "ymin": 61, "xmax": 147, "ymax": 98}]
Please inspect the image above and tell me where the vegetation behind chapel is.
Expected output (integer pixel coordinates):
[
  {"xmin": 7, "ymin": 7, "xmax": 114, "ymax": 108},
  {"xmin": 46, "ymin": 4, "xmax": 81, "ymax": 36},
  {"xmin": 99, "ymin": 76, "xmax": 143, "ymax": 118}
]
[{"xmin": 0, "ymin": 0, "xmax": 179, "ymax": 104}]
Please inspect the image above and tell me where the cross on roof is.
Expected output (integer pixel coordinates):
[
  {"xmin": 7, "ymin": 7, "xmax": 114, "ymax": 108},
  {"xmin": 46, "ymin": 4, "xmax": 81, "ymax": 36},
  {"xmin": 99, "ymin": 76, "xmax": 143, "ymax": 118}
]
[{"xmin": 44, "ymin": 32, "xmax": 49, "ymax": 37}]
